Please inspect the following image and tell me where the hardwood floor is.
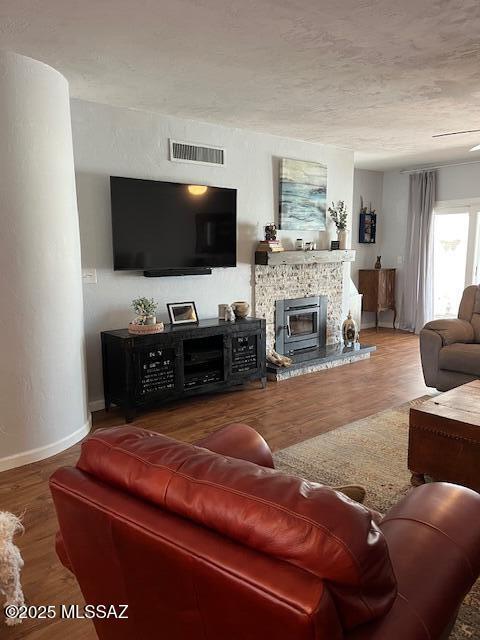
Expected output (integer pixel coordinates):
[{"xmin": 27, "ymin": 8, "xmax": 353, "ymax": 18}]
[{"xmin": 0, "ymin": 329, "xmax": 427, "ymax": 639}]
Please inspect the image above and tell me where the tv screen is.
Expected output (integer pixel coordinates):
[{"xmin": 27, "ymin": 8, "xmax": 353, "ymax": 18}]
[{"xmin": 110, "ymin": 177, "xmax": 237, "ymax": 271}]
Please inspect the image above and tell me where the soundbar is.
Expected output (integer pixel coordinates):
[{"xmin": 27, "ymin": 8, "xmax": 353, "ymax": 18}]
[{"xmin": 144, "ymin": 268, "xmax": 212, "ymax": 277}]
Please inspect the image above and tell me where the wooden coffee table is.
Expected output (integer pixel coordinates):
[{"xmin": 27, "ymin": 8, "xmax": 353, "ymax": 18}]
[{"xmin": 408, "ymin": 381, "xmax": 480, "ymax": 492}]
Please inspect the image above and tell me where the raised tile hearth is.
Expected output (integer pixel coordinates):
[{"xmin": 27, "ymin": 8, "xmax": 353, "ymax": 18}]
[{"xmin": 266, "ymin": 343, "xmax": 375, "ymax": 380}]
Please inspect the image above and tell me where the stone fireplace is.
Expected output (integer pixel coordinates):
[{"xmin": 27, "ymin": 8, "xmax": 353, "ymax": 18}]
[
  {"xmin": 254, "ymin": 260, "xmax": 344, "ymax": 352},
  {"xmin": 254, "ymin": 250, "xmax": 374, "ymax": 379}
]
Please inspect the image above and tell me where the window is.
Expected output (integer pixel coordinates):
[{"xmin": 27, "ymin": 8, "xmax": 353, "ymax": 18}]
[{"xmin": 433, "ymin": 201, "xmax": 480, "ymax": 319}]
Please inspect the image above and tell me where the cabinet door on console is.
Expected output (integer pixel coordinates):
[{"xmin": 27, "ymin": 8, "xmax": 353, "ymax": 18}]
[
  {"xmin": 230, "ymin": 332, "xmax": 260, "ymax": 378},
  {"xmin": 133, "ymin": 345, "xmax": 178, "ymax": 401}
]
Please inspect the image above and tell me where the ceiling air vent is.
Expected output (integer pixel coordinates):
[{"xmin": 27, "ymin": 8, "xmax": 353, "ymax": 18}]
[{"xmin": 169, "ymin": 139, "xmax": 225, "ymax": 166}]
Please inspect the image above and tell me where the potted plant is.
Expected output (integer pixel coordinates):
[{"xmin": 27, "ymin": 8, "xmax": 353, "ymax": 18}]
[
  {"xmin": 328, "ymin": 200, "xmax": 349, "ymax": 249},
  {"xmin": 131, "ymin": 297, "xmax": 158, "ymax": 325}
]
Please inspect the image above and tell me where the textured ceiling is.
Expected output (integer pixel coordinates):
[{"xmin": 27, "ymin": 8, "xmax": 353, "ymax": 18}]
[{"xmin": 2, "ymin": 0, "xmax": 480, "ymax": 170}]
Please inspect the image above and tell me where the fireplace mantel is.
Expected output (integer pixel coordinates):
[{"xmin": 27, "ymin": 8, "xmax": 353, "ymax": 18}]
[{"xmin": 255, "ymin": 249, "xmax": 355, "ymax": 266}]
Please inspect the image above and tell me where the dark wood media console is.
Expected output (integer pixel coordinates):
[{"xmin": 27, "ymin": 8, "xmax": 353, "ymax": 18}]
[{"xmin": 101, "ymin": 317, "xmax": 266, "ymax": 422}]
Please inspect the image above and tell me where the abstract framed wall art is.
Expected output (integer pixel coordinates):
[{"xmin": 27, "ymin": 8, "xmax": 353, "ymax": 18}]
[{"xmin": 279, "ymin": 158, "xmax": 327, "ymax": 230}]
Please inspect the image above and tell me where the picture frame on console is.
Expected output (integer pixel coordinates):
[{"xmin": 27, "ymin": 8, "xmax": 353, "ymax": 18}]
[{"xmin": 167, "ymin": 301, "xmax": 198, "ymax": 325}]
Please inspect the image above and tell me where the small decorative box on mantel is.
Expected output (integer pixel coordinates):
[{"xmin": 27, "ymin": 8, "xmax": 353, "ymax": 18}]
[{"xmin": 254, "ymin": 249, "xmax": 355, "ymax": 266}]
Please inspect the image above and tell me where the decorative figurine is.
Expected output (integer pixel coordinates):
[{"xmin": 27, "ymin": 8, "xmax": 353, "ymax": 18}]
[
  {"xmin": 342, "ymin": 310, "xmax": 359, "ymax": 347},
  {"xmin": 375, "ymin": 256, "xmax": 382, "ymax": 269},
  {"xmin": 224, "ymin": 304, "xmax": 235, "ymax": 322}
]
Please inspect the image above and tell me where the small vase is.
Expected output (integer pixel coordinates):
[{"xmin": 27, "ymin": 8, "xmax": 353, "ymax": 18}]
[
  {"xmin": 337, "ymin": 229, "xmax": 348, "ymax": 250},
  {"xmin": 232, "ymin": 301, "xmax": 250, "ymax": 319},
  {"xmin": 218, "ymin": 304, "xmax": 228, "ymax": 319},
  {"xmin": 145, "ymin": 315, "xmax": 156, "ymax": 325}
]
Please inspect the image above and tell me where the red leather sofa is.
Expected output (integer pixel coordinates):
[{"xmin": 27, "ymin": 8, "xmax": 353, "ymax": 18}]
[{"xmin": 50, "ymin": 423, "xmax": 480, "ymax": 640}]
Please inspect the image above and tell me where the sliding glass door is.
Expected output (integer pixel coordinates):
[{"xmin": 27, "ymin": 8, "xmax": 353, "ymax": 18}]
[{"xmin": 433, "ymin": 203, "xmax": 480, "ymax": 319}]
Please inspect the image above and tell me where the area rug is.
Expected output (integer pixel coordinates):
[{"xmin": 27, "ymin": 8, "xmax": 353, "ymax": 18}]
[{"xmin": 273, "ymin": 397, "xmax": 479, "ymax": 640}]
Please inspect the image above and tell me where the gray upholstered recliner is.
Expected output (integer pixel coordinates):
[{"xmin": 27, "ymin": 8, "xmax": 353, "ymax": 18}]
[{"xmin": 420, "ymin": 285, "xmax": 480, "ymax": 391}]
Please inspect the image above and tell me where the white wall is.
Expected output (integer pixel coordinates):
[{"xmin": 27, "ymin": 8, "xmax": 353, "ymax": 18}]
[
  {"xmin": 378, "ymin": 171, "xmax": 410, "ymax": 326},
  {"xmin": 352, "ymin": 169, "xmax": 384, "ymax": 327},
  {"xmin": 71, "ymin": 100, "xmax": 354, "ymax": 407},
  {"xmin": 436, "ymin": 163, "xmax": 480, "ymax": 201},
  {"xmin": 0, "ymin": 53, "xmax": 89, "ymax": 471}
]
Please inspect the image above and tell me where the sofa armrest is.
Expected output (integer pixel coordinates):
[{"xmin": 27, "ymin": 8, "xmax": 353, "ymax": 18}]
[
  {"xmin": 194, "ymin": 423, "xmax": 275, "ymax": 469},
  {"xmin": 419, "ymin": 329, "xmax": 443, "ymax": 387},
  {"xmin": 420, "ymin": 319, "xmax": 474, "ymax": 387},
  {"xmin": 422, "ymin": 318, "xmax": 474, "ymax": 346},
  {"xmin": 348, "ymin": 483, "xmax": 480, "ymax": 640},
  {"xmin": 380, "ymin": 483, "xmax": 480, "ymax": 576}
]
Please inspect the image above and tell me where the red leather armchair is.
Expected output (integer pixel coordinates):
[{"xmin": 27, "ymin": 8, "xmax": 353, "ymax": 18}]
[{"xmin": 50, "ymin": 424, "xmax": 480, "ymax": 640}]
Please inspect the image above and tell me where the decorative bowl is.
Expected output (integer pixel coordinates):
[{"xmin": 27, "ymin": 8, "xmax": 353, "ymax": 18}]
[{"xmin": 128, "ymin": 322, "xmax": 165, "ymax": 335}]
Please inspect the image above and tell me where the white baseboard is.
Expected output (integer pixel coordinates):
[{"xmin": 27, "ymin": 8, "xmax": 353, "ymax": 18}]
[
  {"xmin": 0, "ymin": 415, "xmax": 92, "ymax": 473},
  {"xmin": 89, "ymin": 399, "xmax": 105, "ymax": 412}
]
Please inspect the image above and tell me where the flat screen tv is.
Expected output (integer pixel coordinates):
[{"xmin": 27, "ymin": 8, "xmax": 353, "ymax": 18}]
[{"xmin": 110, "ymin": 176, "xmax": 237, "ymax": 275}]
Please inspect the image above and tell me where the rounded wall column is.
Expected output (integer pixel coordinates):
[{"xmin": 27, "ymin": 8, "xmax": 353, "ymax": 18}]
[{"xmin": 0, "ymin": 52, "xmax": 90, "ymax": 471}]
